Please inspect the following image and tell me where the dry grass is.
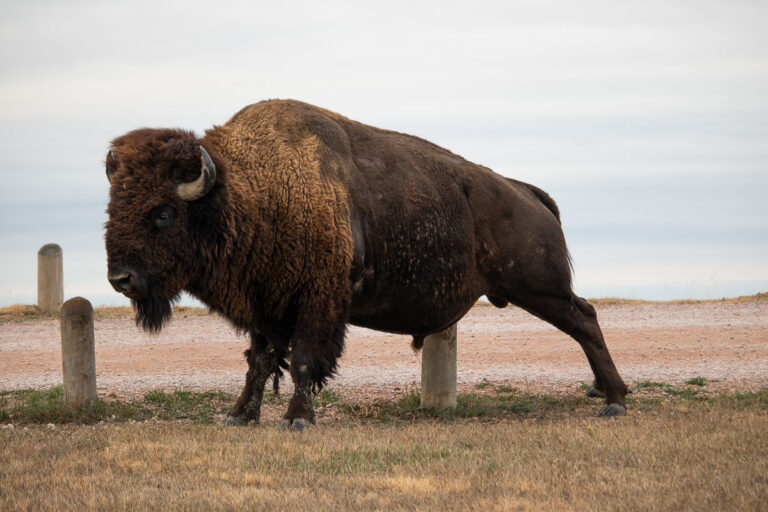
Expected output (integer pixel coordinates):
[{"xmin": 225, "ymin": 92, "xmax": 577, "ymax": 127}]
[
  {"xmin": 587, "ymin": 291, "xmax": 768, "ymax": 306},
  {"xmin": 1, "ymin": 401, "xmax": 766, "ymax": 511},
  {"xmin": 0, "ymin": 304, "xmax": 210, "ymax": 324},
  {"xmin": 0, "ymin": 304, "xmax": 55, "ymax": 323}
]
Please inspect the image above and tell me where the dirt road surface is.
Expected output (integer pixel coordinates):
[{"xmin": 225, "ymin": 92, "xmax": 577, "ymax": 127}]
[{"xmin": 1, "ymin": 300, "xmax": 766, "ymax": 399}]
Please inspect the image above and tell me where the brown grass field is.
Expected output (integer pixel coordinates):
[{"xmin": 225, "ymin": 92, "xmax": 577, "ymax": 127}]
[{"xmin": 1, "ymin": 391, "xmax": 767, "ymax": 511}]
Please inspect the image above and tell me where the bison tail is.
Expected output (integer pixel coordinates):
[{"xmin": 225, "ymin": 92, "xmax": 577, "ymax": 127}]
[
  {"xmin": 524, "ymin": 183, "xmax": 561, "ymax": 224},
  {"xmin": 567, "ymin": 248, "xmax": 575, "ymax": 283}
]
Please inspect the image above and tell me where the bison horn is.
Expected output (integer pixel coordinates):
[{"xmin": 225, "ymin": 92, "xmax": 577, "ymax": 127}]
[
  {"xmin": 106, "ymin": 150, "xmax": 118, "ymax": 184},
  {"xmin": 176, "ymin": 145, "xmax": 217, "ymax": 202}
]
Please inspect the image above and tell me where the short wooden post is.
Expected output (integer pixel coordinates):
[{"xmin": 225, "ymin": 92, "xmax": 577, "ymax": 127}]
[
  {"xmin": 421, "ymin": 324, "xmax": 457, "ymax": 410},
  {"xmin": 38, "ymin": 243, "xmax": 63, "ymax": 313},
  {"xmin": 60, "ymin": 297, "xmax": 97, "ymax": 408}
]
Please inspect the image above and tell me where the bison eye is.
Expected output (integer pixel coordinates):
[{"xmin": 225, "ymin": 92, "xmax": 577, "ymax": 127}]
[{"xmin": 150, "ymin": 205, "xmax": 176, "ymax": 229}]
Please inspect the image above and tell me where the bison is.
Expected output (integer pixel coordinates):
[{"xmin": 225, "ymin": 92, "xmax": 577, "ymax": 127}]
[{"xmin": 105, "ymin": 99, "xmax": 628, "ymax": 429}]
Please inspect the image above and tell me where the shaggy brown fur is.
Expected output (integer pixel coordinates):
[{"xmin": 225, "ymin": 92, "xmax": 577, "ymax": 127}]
[{"xmin": 105, "ymin": 100, "xmax": 628, "ymax": 428}]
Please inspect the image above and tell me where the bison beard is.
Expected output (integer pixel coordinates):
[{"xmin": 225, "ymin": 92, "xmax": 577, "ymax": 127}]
[{"xmin": 132, "ymin": 289, "xmax": 176, "ymax": 333}]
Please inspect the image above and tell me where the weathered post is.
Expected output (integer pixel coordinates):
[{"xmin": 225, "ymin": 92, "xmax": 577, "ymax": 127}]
[
  {"xmin": 60, "ymin": 297, "xmax": 97, "ymax": 408},
  {"xmin": 37, "ymin": 243, "xmax": 63, "ymax": 313},
  {"xmin": 421, "ymin": 323, "xmax": 457, "ymax": 410}
]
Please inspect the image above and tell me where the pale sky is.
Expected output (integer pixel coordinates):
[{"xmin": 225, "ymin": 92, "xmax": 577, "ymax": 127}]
[{"xmin": 1, "ymin": 0, "xmax": 767, "ymax": 304}]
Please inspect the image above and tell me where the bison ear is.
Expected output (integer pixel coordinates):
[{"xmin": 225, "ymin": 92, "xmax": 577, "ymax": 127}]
[
  {"xmin": 105, "ymin": 150, "xmax": 118, "ymax": 184},
  {"xmin": 176, "ymin": 145, "xmax": 217, "ymax": 202}
]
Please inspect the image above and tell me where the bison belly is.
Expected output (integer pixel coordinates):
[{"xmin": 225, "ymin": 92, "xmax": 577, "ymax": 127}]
[{"xmin": 347, "ymin": 205, "xmax": 483, "ymax": 336}]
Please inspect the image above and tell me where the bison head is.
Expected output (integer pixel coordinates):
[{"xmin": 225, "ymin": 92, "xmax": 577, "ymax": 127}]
[{"xmin": 104, "ymin": 129, "xmax": 218, "ymax": 332}]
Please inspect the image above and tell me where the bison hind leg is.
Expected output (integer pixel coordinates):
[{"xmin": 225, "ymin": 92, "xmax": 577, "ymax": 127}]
[{"xmin": 502, "ymin": 287, "xmax": 628, "ymax": 416}]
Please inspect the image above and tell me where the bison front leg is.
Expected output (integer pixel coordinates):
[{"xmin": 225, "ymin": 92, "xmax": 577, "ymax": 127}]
[
  {"xmin": 279, "ymin": 324, "xmax": 345, "ymax": 432},
  {"xmin": 280, "ymin": 374, "xmax": 314, "ymax": 432},
  {"xmin": 224, "ymin": 333, "xmax": 284, "ymax": 425}
]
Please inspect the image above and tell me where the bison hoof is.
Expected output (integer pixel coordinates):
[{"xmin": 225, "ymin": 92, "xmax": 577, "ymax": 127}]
[
  {"xmin": 222, "ymin": 415, "xmax": 249, "ymax": 426},
  {"xmin": 596, "ymin": 403, "xmax": 627, "ymax": 417},
  {"xmin": 585, "ymin": 386, "xmax": 605, "ymax": 398},
  {"xmin": 279, "ymin": 418, "xmax": 312, "ymax": 432}
]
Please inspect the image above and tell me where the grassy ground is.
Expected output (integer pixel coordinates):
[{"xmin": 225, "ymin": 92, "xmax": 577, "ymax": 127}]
[{"xmin": 1, "ymin": 384, "xmax": 767, "ymax": 511}]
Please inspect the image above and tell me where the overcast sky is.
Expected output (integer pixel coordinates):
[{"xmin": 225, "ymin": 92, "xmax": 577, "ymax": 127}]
[{"xmin": 1, "ymin": 0, "xmax": 766, "ymax": 305}]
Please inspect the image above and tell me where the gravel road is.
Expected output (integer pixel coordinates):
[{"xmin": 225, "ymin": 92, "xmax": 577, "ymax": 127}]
[{"xmin": 1, "ymin": 300, "xmax": 766, "ymax": 399}]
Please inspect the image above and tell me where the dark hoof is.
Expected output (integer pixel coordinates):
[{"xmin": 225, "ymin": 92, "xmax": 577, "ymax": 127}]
[
  {"xmin": 279, "ymin": 418, "xmax": 312, "ymax": 432},
  {"xmin": 596, "ymin": 403, "xmax": 627, "ymax": 417},
  {"xmin": 585, "ymin": 386, "xmax": 605, "ymax": 398},
  {"xmin": 222, "ymin": 415, "xmax": 249, "ymax": 426}
]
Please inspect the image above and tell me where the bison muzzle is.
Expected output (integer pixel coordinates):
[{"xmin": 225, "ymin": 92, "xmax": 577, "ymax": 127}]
[{"xmin": 104, "ymin": 100, "xmax": 629, "ymax": 429}]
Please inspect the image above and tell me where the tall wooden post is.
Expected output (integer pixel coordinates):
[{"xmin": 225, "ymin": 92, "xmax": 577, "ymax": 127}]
[
  {"xmin": 421, "ymin": 324, "xmax": 457, "ymax": 410},
  {"xmin": 37, "ymin": 243, "xmax": 63, "ymax": 313},
  {"xmin": 60, "ymin": 297, "xmax": 97, "ymax": 408}
]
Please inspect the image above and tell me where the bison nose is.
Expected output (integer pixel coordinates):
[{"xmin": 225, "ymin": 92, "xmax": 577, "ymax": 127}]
[{"xmin": 108, "ymin": 268, "xmax": 138, "ymax": 294}]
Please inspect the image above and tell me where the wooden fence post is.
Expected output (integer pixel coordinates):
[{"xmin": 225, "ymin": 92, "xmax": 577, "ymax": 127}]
[
  {"xmin": 37, "ymin": 243, "xmax": 63, "ymax": 313},
  {"xmin": 421, "ymin": 323, "xmax": 457, "ymax": 410},
  {"xmin": 60, "ymin": 297, "xmax": 97, "ymax": 408}
]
